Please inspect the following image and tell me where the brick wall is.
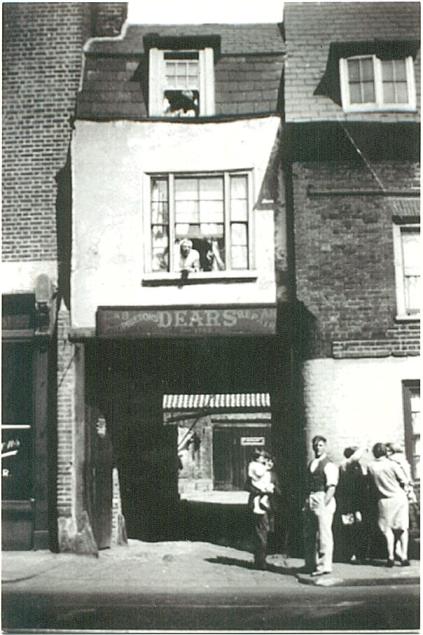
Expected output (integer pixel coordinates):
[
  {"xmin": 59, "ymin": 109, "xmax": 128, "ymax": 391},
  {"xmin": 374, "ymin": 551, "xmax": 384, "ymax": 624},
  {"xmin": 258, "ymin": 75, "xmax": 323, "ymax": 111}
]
[
  {"xmin": 293, "ymin": 160, "xmax": 420, "ymax": 358},
  {"xmin": 2, "ymin": 2, "xmax": 127, "ymax": 263},
  {"xmin": 56, "ymin": 301, "xmax": 75, "ymax": 518}
]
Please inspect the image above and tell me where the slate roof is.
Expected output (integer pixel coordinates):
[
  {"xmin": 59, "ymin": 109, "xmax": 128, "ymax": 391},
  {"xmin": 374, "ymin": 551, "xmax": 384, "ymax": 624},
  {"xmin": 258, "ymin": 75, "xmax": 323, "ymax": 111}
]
[
  {"xmin": 86, "ymin": 23, "xmax": 284, "ymax": 56},
  {"xmin": 77, "ymin": 23, "xmax": 284, "ymax": 120},
  {"xmin": 284, "ymin": 2, "xmax": 421, "ymax": 123}
]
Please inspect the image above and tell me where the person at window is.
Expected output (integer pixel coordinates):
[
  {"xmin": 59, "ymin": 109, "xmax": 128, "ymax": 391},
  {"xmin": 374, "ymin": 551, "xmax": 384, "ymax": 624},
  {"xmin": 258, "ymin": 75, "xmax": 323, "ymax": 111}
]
[
  {"xmin": 303, "ymin": 435, "xmax": 339, "ymax": 576},
  {"xmin": 178, "ymin": 239, "xmax": 200, "ymax": 272},
  {"xmin": 205, "ymin": 238, "xmax": 225, "ymax": 272},
  {"xmin": 367, "ymin": 442, "xmax": 411, "ymax": 567},
  {"xmin": 163, "ymin": 90, "xmax": 199, "ymax": 117}
]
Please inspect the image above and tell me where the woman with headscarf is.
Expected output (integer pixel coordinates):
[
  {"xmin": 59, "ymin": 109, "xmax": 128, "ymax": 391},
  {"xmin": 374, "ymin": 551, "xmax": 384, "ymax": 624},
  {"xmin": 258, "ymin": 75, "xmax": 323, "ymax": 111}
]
[{"xmin": 367, "ymin": 442, "xmax": 411, "ymax": 567}]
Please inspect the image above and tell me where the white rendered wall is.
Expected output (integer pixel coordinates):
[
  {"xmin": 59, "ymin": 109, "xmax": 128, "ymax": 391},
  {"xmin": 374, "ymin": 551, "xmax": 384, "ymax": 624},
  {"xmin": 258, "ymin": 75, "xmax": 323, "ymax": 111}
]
[
  {"xmin": 71, "ymin": 117, "xmax": 281, "ymax": 330},
  {"xmin": 2, "ymin": 261, "xmax": 58, "ymax": 294},
  {"xmin": 301, "ymin": 356, "xmax": 421, "ymax": 464}
]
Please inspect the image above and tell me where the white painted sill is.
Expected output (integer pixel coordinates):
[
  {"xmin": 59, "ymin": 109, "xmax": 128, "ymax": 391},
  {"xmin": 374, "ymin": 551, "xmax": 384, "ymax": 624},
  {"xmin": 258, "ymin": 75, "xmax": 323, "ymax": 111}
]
[
  {"xmin": 395, "ymin": 314, "xmax": 420, "ymax": 323},
  {"xmin": 342, "ymin": 105, "xmax": 417, "ymax": 113},
  {"xmin": 142, "ymin": 271, "xmax": 258, "ymax": 286}
]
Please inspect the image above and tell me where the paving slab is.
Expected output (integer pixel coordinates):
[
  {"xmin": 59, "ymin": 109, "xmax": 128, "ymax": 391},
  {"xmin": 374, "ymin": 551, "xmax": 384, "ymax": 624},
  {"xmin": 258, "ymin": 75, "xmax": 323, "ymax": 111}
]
[{"xmin": 2, "ymin": 540, "xmax": 420, "ymax": 592}]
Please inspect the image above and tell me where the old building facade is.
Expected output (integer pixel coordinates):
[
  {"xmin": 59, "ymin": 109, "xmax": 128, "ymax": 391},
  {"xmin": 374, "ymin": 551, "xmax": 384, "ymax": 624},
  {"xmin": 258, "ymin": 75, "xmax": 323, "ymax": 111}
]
[
  {"xmin": 2, "ymin": 2, "xmax": 420, "ymax": 553},
  {"xmin": 2, "ymin": 2, "xmax": 128, "ymax": 550},
  {"xmin": 284, "ymin": 2, "xmax": 420, "ymax": 476}
]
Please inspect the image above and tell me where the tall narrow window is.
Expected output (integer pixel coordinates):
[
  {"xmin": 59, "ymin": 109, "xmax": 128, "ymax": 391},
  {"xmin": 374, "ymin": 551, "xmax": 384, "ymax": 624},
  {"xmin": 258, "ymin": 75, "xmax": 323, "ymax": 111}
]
[
  {"xmin": 149, "ymin": 48, "xmax": 215, "ymax": 117},
  {"xmin": 393, "ymin": 223, "xmax": 420, "ymax": 317},
  {"xmin": 149, "ymin": 172, "xmax": 252, "ymax": 273},
  {"xmin": 1, "ymin": 343, "xmax": 33, "ymax": 501},
  {"xmin": 403, "ymin": 381, "xmax": 420, "ymax": 481}
]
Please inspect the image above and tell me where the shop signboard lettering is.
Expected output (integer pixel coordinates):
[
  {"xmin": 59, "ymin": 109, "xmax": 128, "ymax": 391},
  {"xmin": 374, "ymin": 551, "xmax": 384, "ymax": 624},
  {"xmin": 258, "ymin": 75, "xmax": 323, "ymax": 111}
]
[
  {"xmin": 240, "ymin": 437, "xmax": 265, "ymax": 446},
  {"xmin": 97, "ymin": 306, "xmax": 276, "ymax": 338}
]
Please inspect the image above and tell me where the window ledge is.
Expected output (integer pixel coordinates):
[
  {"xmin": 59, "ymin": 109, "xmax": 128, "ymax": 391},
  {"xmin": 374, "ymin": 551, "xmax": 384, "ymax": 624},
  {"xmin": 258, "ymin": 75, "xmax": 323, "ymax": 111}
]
[
  {"xmin": 142, "ymin": 271, "xmax": 258, "ymax": 286},
  {"xmin": 395, "ymin": 314, "xmax": 420, "ymax": 323},
  {"xmin": 343, "ymin": 105, "xmax": 417, "ymax": 113}
]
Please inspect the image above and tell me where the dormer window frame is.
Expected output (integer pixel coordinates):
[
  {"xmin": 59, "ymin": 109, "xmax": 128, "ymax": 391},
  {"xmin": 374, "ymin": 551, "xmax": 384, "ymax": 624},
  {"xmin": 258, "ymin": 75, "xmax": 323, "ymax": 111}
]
[
  {"xmin": 149, "ymin": 46, "xmax": 215, "ymax": 118},
  {"xmin": 339, "ymin": 54, "xmax": 416, "ymax": 113}
]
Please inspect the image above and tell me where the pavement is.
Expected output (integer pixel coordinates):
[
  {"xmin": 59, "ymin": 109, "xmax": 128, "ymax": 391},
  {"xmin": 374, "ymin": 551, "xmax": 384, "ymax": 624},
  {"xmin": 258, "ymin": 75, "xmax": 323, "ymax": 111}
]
[{"xmin": 2, "ymin": 539, "xmax": 420, "ymax": 591}]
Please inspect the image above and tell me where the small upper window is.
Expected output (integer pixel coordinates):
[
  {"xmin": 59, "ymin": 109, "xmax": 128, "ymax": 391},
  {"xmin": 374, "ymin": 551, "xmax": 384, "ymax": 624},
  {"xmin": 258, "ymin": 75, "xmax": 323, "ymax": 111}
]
[
  {"xmin": 149, "ymin": 48, "xmax": 215, "ymax": 117},
  {"xmin": 340, "ymin": 55, "xmax": 416, "ymax": 112},
  {"xmin": 393, "ymin": 223, "xmax": 420, "ymax": 318}
]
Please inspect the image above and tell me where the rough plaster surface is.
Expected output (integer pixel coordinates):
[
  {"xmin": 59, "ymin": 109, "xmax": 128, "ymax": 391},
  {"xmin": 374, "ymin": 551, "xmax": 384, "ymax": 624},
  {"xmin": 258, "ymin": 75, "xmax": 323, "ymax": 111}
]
[
  {"xmin": 302, "ymin": 355, "xmax": 421, "ymax": 464},
  {"xmin": 71, "ymin": 117, "xmax": 281, "ymax": 328}
]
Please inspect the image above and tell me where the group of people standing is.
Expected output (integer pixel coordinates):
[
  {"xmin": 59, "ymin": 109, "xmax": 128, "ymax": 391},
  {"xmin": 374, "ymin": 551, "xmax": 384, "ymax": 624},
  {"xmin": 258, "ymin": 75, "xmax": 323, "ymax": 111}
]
[{"xmin": 246, "ymin": 436, "xmax": 416, "ymax": 574}]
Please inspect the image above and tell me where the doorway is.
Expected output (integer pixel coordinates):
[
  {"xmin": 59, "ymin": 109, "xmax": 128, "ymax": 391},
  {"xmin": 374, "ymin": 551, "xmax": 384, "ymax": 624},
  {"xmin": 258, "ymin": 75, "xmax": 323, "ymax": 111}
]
[{"xmin": 91, "ymin": 336, "xmax": 278, "ymax": 542}]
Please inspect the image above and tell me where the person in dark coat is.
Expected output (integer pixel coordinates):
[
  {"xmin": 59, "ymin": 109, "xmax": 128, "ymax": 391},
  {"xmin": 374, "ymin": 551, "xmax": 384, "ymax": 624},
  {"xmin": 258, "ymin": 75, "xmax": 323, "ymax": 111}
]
[
  {"xmin": 246, "ymin": 449, "xmax": 280, "ymax": 570},
  {"xmin": 337, "ymin": 446, "xmax": 368, "ymax": 563}
]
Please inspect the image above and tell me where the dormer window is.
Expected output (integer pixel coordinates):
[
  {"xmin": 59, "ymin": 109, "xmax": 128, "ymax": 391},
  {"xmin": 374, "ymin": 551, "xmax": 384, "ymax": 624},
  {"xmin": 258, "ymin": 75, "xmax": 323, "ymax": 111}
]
[
  {"xmin": 149, "ymin": 47, "xmax": 215, "ymax": 117},
  {"xmin": 340, "ymin": 55, "xmax": 416, "ymax": 112}
]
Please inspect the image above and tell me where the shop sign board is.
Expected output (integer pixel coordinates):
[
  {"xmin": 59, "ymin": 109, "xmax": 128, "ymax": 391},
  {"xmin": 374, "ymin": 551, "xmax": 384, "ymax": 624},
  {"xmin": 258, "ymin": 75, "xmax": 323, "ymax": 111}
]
[
  {"xmin": 240, "ymin": 437, "xmax": 265, "ymax": 446},
  {"xmin": 97, "ymin": 306, "xmax": 276, "ymax": 338}
]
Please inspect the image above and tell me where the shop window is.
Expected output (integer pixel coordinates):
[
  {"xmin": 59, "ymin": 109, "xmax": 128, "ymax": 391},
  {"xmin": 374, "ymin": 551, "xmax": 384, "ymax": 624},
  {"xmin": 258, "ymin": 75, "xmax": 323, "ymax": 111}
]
[
  {"xmin": 403, "ymin": 381, "xmax": 420, "ymax": 481},
  {"xmin": 339, "ymin": 55, "xmax": 416, "ymax": 111},
  {"xmin": 149, "ymin": 172, "xmax": 252, "ymax": 274},
  {"xmin": 393, "ymin": 223, "xmax": 420, "ymax": 317},
  {"xmin": 1, "ymin": 343, "xmax": 33, "ymax": 500},
  {"xmin": 149, "ymin": 48, "xmax": 215, "ymax": 117}
]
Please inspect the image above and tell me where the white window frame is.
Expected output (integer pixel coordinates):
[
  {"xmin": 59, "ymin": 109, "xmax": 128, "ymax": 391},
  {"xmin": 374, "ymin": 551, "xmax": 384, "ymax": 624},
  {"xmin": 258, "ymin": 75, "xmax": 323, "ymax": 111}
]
[
  {"xmin": 403, "ymin": 381, "xmax": 420, "ymax": 482},
  {"xmin": 143, "ymin": 170, "xmax": 256, "ymax": 280},
  {"xmin": 393, "ymin": 222, "xmax": 421, "ymax": 319},
  {"xmin": 339, "ymin": 54, "xmax": 416, "ymax": 112},
  {"xmin": 149, "ymin": 47, "xmax": 215, "ymax": 117}
]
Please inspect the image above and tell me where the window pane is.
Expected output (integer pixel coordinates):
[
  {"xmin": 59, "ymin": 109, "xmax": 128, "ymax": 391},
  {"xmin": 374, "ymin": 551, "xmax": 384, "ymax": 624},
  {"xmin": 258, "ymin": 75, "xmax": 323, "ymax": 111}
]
[
  {"xmin": 383, "ymin": 82, "xmax": 396, "ymax": 103},
  {"xmin": 200, "ymin": 223, "xmax": 224, "ymax": 238},
  {"xmin": 362, "ymin": 81, "xmax": 375, "ymax": 102},
  {"xmin": 151, "ymin": 179, "xmax": 168, "ymax": 202},
  {"xmin": 349, "ymin": 83, "xmax": 362, "ymax": 103},
  {"xmin": 175, "ymin": 223, "xmax": 201, "ymax": 239},
  {"xmin": 175, "ymin": 200, "xmax": 199, "ymax": 223},
  {"xmin": 2, "ymin": 344, "xmax": 32, "ymax": 425},
  {"xmin": 152, "ymin": 201, "xmax": 168, "ymax": 224},
  {"xmin": 152, "ymin": 225, "xmax": 168, "ymax": 248},
  {"xmin": 411, "ymin": 410, "xmax": 420, "ymax": 435},
  {"xmin": 404, "ymin": 275, "xmax": 421, "ymax": 313},
  {"xmin": 175, "ymin": 178, "xmax": 198, "ymax": 200},
  {"xmin": 2, "ymin": 428, "xmax": 32, "ymax": 500},
  {"xmin": 231, "ymin": 245, "xmax": 248, "ymax": 270},
  {"xmin": 393, "ymin": 59, "xmax": 407, "ymax": 80},
  {"xmin": 199, "ymin": 200, "xmax": 224, "ymax": 223},
  {"xmin": 152, "ymin": 247, "xmax": 169, "ymax": 272},
  {"xmin": 361, "ymin": 57, "xmax": 374, "ymax": 81},
  {"xmin": 231, "ymin": 199, "xmax": 248, "ymax": 221},
  {"xmin": 230, "ymin": 175, "xmax": 248, "ymax": 198},
  {"xmin": 231, "ymin": 222, "xmax": 248, "ymax": 246},
  {"xmin": 199, "ymin": 177, "xmax": 223, "ymax": 200},
  {"xmin": 347, "ymin": 59, "xmax": 360, "ymax": 81},
  {"xmin": 381, "ymin": 60, "xmax": 394, "ymax": 81},
  {"xmin": 402, "ymin": 229, "xmax": 420, "ymax": 270},
  {"xmin": 395, "ymin": 82, "xmax": 408, "ymax": 103}
]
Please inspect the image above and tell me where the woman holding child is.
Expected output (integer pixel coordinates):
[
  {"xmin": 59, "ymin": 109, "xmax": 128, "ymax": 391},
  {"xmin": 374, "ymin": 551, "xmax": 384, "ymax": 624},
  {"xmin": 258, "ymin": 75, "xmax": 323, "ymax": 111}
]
[{"xmin": 246, "ymin": 449, "xmax": 280, "ymax": 570}]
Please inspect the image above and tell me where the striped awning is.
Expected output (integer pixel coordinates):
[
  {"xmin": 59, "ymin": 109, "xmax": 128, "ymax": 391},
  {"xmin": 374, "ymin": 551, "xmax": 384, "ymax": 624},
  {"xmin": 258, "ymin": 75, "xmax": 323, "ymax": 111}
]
[
  {"xmin": 163, "ymin": 393, "xmax": 271, "ymax": 411},
  {"xmin": 391, "ymin": 198, "xmax": 420, "ymax": 218}
]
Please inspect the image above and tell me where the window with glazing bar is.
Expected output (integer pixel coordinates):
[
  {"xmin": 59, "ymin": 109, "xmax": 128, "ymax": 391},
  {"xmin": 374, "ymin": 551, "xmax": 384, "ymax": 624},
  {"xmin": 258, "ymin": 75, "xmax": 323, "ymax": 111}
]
[{"xmin": 150, "ymin": 172, "xmax": 251, "ymax": 273}]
